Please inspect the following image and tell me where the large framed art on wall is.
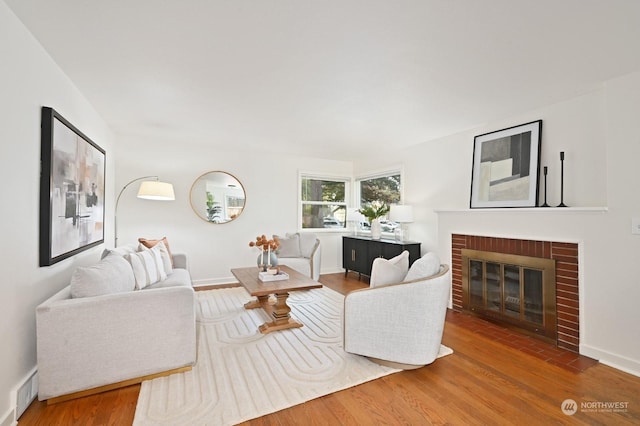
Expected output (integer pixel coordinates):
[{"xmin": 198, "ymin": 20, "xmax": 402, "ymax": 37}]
[
  {"xmin": 39, "ymin": 107, "xmax": 106, "ymax": 266},
  {"xmin": 470, "ymin": 120, "xmax": 542, "ymax": 208}
]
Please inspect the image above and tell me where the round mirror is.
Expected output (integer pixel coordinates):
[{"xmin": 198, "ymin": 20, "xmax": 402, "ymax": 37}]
[{"xmin": 190, "ymin": 171, "xmax": 246, "ymax": 223}]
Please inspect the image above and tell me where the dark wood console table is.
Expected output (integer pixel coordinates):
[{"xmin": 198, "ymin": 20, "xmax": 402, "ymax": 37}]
[{"xmin": 342, "ymin": 236, "xmax": 421, "ymax": 278}]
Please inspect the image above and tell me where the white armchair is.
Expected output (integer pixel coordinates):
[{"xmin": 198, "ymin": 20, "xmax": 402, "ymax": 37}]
[
  {"xmin": 343, "ymin": 264, "xmax": 450, "ymax": 369},
  {"xmin": 275, "ymin": 232, "xmax": 322, "ymax": 281}
]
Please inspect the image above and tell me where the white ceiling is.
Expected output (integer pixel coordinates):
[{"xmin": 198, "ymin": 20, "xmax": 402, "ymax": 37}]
[{"xmin": 5, "ymin": 0, "xmax": 640, "ymax": 160}]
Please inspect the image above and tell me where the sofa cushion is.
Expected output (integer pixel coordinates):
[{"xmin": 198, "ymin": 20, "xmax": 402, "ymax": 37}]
[
  {"xmin": 70, "ymin": 255, "xmax": 135, "ymax": 298},
  {"xmin": 404, "ymin": 252, "xmax": 440, "ymax": 282},
  {"xmin": 370, "ymin": 250, "xmax": 409, "ymax": 288},
  {"xmin": 275, "ymin": 233, "xmax": 302, "ymax": 257},
  {"xmin": 100, "ymin": 244, "xmax": 137, "ymax": 259},
  {"xmin": 146, "ymin": 268, "xmax": 192, "ymax": 289}
]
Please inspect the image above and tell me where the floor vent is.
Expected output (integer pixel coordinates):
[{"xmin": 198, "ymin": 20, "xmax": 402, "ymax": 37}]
[{"xmin": 15, "ymin": 370, "xmax": 38, "ymax": 420}]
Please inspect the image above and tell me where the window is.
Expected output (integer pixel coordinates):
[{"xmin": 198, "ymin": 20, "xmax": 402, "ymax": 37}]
[
  {"xmin": 300, "ymin": 175, "xmax": 349, "ymax": 230},
  {"xmin": 356, "ymin": 171, "xmax": 402, "ymax": 233}
]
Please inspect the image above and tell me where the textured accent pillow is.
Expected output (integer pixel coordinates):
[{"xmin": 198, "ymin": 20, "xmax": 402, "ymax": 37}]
[
  {"xmin": 128, "ymin": 250, "xmax": 161, "ymax": 289},
  {"xmin": 275, "ymin": 234, "xmax": 302, "ymax": 257},
  {"xmin": 154, "ymin": 241, "xmax": 173, "ymax": 275},
  {"xmin": 404, "ymin": 252, "xmax": 441, "ymax": 282},
  {"xmin": 139, "ymin": 241, "xmax": 173, "ymax": 277},
  {"xmin": 138, "ymin": 237, "xmax": 173, "ymax": 266},
  {"xmin": 70, "ymin": 255, "xmax": 135, "ymax": 298},
  {"xmin": 297, "ymin": 233, "xmax": 318, "ymax": 258},
  {"xmin": 149, "ymin": 245, "xmax": 168, "ymax": 281},
  {"xmin": 126, "ymin": 253, "xmax": 148, "ymax": 290},
  {"xmin": 370, "ymin": 250, "xmax": 410, "ymax": 288}
]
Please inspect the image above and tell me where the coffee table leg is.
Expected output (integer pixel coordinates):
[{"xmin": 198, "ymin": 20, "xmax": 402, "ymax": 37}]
[
  {"xmin": 244, "ymin": 295, "xmax": 269, "ymax": 310},
  {"xmin": 258, "ymin": 292, "xmax": 303, "ymax": 334},
  {"xmin": 271, "ymin": 292, "xmax": 292, "ymax": 322}
]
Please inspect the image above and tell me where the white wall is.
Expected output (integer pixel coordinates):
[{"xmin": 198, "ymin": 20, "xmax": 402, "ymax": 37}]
[
  {"xmin": 0, "ymin": 3, "xmax": 116, "ymax": 422},
  {"xmin": 114, "ymin": 140, "xmax": 352, "ymax": 284},
  {"xmin": 2, "ymin": 6, "xmax": 638, "ymax": 425},
  {"xmin": 354, "ymin": 76, "xmax": 640, "ymax": 376}
]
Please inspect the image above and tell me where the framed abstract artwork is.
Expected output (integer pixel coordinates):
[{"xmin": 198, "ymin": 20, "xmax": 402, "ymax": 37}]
[
  {"xmin": 40, "ymin": 107, "xmax": 106, "ymax": 266},
  {"xmin": 470, "ymin": 120, "xmax": 542, "ymax": 208}
]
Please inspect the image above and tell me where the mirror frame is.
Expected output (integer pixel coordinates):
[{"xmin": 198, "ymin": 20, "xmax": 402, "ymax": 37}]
[{"xmin": 189, "ymin": 171, "xmax": 246, "ymax": 224}]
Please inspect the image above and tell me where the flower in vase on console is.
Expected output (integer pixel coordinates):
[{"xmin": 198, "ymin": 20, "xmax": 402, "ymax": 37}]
[
  {"xmin": 249, "ymin": 234, "xmax": 280, "ymax": 271},
  {"xmin": 358, "ymin": 201, "xmax": 389, "ymax": 240}
]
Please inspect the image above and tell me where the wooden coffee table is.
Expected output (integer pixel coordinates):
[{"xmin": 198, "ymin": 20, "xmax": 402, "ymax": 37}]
[{"xmin": 231, "ymin": 265, "xmax": 322, "ymax": 334}]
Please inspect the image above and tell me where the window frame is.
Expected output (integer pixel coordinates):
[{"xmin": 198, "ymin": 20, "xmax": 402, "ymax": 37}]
[
  {"xmin": 355, "ymin": 167, "xmax": 404, "ymax": 237},
  {"xmin": 298, "ymin": 171, "xmax": 351, "ymax": 233}
]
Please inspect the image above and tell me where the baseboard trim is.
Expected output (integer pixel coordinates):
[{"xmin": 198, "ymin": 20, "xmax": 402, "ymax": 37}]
[
  {"xmin": 192, "ymin": 270, "xmax": 344, "ymax": 288},
  {"xmin": 45, "ymin": 365, "xmax": 192, "ymax": 405},
  {"xmin": 0, "ymin": 408, "xmax": 16, "ymax": 426},
  {"xmin": 192, "ymin": 276, "xmax": 237, "ymax": 286},
  {"xmin": 580, "ymin": 343, "xmax": 640, "ymax": 378}
]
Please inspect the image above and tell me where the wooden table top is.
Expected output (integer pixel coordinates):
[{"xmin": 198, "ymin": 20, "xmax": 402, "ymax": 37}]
[{"xmin": 231, "ymin": 265, "xmax": 322, "ymax": 297}]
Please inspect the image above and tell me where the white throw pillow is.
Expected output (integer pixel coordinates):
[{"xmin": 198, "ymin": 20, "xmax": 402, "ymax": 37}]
[
  {"xmin": 128, "ymin": 250, "xmax": 161, "ymax": 289},
  {"xmin": 370, "ymin": 250, "xmax": 410, "ymax": 288},
  {"xmin": 154, "ymin": 241, "xmax": 174, "ymax": 275},
  {"xmin": 297, "ymin": 233, "xmax": 318, "ymax": 258},
  {"xmin": 126, "ymin": 253, "xmax": 148, "ymax": 290},
  {"xmin": 139, "ymin": 242, "xmax": 171, "ymax": 279},
  {"xmin": 404, "ymin": 252, "xmax": 441, "ymax": 282},
  {"xmin": 275, "ymin": 233, "xmax": 302, "ymax": 257},
  {"xmin": 70, "ymin": 255, "xmax": 135, "ymax": 298}
]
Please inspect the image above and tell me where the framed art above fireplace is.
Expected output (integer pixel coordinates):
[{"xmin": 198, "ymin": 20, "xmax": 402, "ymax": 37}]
[{"xmin": 470, "ymin": 120, "xmax": 542, "ymax": 208}]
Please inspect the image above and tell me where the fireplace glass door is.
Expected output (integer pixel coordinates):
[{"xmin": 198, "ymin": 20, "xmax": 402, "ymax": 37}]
[{"xmin": 462, "ymin": 249, "xmax": 556, "ymax": 342}]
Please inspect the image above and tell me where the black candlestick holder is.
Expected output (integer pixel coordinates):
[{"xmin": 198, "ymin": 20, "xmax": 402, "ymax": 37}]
[
  {"xmin": 557, "ymin": 151, "xmax": 567, "ymax": 207},
  {"xmin": 541, "ymin": 166, "xmax": 549, "ymax": 207}
]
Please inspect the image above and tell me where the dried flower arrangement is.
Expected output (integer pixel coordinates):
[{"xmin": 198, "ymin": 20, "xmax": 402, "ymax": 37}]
[
  {"xmin": 248, "ymin": 234, "xmax": 280, "ymax": 252},
  {"xmin": 249, "ymin": 235, "xmax": 280, "ymax": 270}
]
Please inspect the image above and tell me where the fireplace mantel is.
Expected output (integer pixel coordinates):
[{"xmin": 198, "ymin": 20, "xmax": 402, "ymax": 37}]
[{"xmin": 435, "ymin": 207, "xmax": 607, "ymax": 213}]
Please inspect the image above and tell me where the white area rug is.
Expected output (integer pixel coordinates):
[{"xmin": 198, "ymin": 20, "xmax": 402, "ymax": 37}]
[{"xmin": 134, "ymin": 286, "xmax": 452, "ymax": 426}]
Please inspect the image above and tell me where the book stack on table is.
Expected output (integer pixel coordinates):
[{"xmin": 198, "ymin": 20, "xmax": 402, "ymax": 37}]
[{"xmin": 258, "ymin": 270, "xmax": 289, "ymax": 282}]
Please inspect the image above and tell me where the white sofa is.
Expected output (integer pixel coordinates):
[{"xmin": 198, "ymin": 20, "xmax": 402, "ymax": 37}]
[
  {"xmin": 344, "ymin": 255, "xmax": 450, "ymax": 369},
  {"xmin": 36, "ymin": 246, "xmax": 196, "ymax": 403},
  {"xmin": 275, "ymin": 232, "xmax": 321, "ymax": 281}
]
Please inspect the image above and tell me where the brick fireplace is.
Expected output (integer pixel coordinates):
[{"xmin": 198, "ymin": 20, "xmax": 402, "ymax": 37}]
[{"xmin": 451, "ymin": 234, "xmax": 579, "ymax": 353}]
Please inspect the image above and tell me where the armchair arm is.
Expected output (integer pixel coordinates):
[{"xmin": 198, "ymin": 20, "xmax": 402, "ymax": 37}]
[
  {"xmin": 36, "ymin": 286, "xmax": 196, "ymax": 400},
  {"xmin": 309, "ymin": 239, "xmax": 321, "ymax": 281}
]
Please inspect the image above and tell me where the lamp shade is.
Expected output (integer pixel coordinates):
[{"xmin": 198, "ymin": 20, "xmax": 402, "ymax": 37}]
[
  {"xmin": 137, "ymin": 181, "xmax": 175, "ymax": 200},
  {"xmin": 390, "ymin": 205, "xmax": 413, "ymax": 223}
]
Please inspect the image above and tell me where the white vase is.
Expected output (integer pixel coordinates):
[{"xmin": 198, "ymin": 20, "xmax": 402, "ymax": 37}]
[{"xmin": 370, "ymin": 218, "xmax": 382, "ymax": 239}]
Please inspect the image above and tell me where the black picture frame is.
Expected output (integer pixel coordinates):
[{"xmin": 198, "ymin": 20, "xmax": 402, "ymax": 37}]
[
  {"xmin": 470, "ymin": 120, "xmax": 542, "ymax": 208},
  {"xmin": 40, "ymin": 107, "xmax": 106, "ymax": 266}
]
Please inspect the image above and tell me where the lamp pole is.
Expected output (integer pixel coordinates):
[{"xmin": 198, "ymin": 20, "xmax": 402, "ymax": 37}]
[{"xmin": 114, "ymin": 176, "xmax": 158, "ymax": 247}]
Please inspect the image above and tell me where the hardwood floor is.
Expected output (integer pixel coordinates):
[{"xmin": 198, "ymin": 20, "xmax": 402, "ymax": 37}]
[{"xmin": 19, "ymin": 272, "xmax": 640, "ymax": 425}]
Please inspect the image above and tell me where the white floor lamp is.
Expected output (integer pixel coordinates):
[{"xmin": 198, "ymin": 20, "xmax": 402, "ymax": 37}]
[{"xmin": 115, "ymin": 176, "xmax": 175, "ymax": 247}]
